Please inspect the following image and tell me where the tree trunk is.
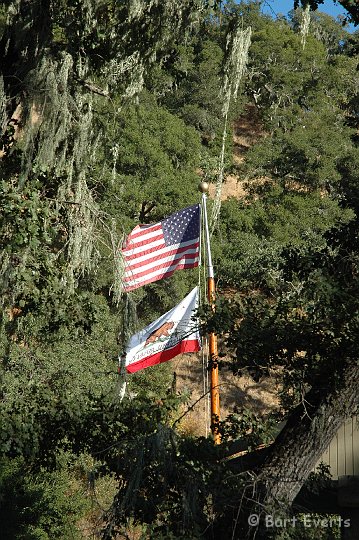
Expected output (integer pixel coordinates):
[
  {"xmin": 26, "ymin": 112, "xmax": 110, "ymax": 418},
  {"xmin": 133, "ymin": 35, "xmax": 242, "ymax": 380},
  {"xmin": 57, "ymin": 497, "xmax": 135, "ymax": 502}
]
[
  {"xmin": 224, "ymin": 360, "xmax": 359, "ymax": 539},
  {"xmin": 0, "ymin": 0, "xmax": 51, "ymax": 118},
  {"xmin": 260, "ymin": 360, "xmax": 359, "ymax": 508}
]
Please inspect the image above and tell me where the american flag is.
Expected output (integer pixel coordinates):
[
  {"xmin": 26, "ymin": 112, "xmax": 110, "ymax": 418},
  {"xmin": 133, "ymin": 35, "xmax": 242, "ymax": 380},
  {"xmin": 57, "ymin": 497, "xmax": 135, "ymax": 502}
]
[{"xmin": 122, "ymin": 204, "xmax": 200, "ymax": 292}]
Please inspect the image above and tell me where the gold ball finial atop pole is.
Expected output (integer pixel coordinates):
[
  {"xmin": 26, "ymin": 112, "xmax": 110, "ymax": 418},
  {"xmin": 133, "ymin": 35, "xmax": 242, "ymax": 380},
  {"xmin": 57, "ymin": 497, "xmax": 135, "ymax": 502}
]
[{"xmin": 198, "ymin": 181, "xmax": 209, "ymax": 193}]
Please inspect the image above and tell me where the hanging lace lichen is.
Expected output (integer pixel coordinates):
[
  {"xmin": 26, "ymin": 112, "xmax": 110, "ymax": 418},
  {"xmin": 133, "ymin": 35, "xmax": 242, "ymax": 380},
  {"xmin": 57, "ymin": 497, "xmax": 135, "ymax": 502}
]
[
  {"xmin": 111, "ymin": 143, "xmax": 120, "ymax": 184},
  {"xmin": 3, "ymin": 0, "xmax": 208, "ymax": 303},
  {"xmin": 210, "ymin": 23, "xmax": 251, "ymax": 234},
  {"xmin": 110, "ymin": 222, "xmax": 126, "ymax": 307},
  {"xmin": 17, "ymin": 53, "xmax": 101, "ymax": 293},
  {"xmin": 58, "ymin": 174, "xmax": 99, "ymax": 292},
  {"xmin": 300, "ymin": 4, "xmax": 311, "ymax": 50},
  {"xmin": 20, "ymin": 54, "xmax": 74, "ymax": 184},
  {"xmin": 0, "ymin": 76, "xmax": 6, "ymax": 137},
  {"xmin": 103, "ymin": 0, "xmax": 204, "ymax": 100}
]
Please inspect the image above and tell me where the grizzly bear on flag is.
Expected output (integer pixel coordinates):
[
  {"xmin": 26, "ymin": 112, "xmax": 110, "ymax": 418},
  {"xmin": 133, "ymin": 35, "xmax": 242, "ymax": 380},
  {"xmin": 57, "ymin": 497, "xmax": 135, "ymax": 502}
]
[
  {"xmin": 124, "ymin": 287, "xmax": 200, "ymax": 373},
  {"xmin": 145, "ymin": 321, "xmax": 174, "ymax": 346}
]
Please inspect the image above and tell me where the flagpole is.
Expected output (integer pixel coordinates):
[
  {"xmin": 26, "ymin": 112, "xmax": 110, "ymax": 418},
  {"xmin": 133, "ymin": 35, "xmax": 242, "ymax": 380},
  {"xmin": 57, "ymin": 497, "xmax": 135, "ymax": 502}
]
[
  {"xmin": 118, "ymin": 355, "xmax": 127, "ymax": 402},
  {"xmin": 199, "ymin": 182, "xmax": 220, "ymax": 445}
]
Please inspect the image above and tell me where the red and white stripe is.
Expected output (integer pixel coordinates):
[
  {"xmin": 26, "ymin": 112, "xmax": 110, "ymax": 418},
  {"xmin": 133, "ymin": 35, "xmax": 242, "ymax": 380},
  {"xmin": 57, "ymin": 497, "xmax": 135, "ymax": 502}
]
[
  {"xmin": 122, "ymin": 223, "xmax": 200, "ymax": 292},
  {"xmin": 126, "ymin": 338, "xmax": 200, "ymax": 373}
]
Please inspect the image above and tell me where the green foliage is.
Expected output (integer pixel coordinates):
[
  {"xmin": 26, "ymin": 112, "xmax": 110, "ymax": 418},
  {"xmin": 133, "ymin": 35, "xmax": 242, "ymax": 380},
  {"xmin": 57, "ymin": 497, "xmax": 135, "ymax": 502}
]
[
  {"xmin": 0, "ymin": 455, "xmax": 87, "ymax": 539},
  {"xmin": 103, "ymin": 423, "xmax": 240, "ymax": 539},
  {"xmin": 245, "ymin": 111, "xmax": 354, "ymax": 189},
  {"xmin": 291, "ymin": 8, "xmax": 351, "ymax": 55},
  {"xmin": 219, "ymin": 408, "xmax": 278, "ymax": 448},
  {"xmin": 214, "ymin": 185, "xmax": 354, "ymax": 288},
  {"xmin": 95, "ymin": 92, "xmax": 201, "ymax": 224},
  {"xmin": 0, "ymin": 178, "xmax": 66, "ymax": 313},
  {"xmin": 0, "ymin": 1, "xmax": 359, "ymax": 538},
  {"xmin": 207, "ymin": 210, "xmax": 359, "ymax": 412},
  {"xmin": 0, "ymin": 450, "xmax": 118, "ymax": 539},
  {"xmin": 243, "ymin": 15, "xmax": 358, "ymax": 190},
  {"xmin": 169, "ymin": 39, "xmax": 225, "ymax": 139},
  {"xmin": 0, "ymin": 305, "xmax": 116, "ymax": 457},
  {"xmin": 248, "ymin": 18, "xmax": 325, "ymax": 127}
]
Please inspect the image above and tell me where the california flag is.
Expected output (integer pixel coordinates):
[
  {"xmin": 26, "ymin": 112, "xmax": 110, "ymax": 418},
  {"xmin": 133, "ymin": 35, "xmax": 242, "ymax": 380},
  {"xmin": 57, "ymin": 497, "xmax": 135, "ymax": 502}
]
[{"xmin": 125, "ymin": 287, "xmax": 201, "ymax": 373}]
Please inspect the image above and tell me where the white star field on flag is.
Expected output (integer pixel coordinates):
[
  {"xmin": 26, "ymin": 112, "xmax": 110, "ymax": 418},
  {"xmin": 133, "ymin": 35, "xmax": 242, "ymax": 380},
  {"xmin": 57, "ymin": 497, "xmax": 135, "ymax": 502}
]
[{"xmin": 162, "ymin": 205, "xmax": 200, "ymax": 245}]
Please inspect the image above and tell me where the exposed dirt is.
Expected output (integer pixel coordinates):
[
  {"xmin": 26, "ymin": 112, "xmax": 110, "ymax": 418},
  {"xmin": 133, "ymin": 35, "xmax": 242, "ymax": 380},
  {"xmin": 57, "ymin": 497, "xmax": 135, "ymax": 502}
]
[
  {"xmin": 207, "ymin": 104, "xmax": 266, "ymax": 201},
  {"xmin": 172, "ymin": 351, "xmax": 280, "ymax": 438},
  {"xmin": 0, "ymin": 102, "xmax": 40, "ymax": 158},
  {"xmin": 208, "ymin": 173, "xmax": 246, "ymax": 200},
  {"xmin": 233, "ymin": 104, "xmax": 267, "ymax": 163}
]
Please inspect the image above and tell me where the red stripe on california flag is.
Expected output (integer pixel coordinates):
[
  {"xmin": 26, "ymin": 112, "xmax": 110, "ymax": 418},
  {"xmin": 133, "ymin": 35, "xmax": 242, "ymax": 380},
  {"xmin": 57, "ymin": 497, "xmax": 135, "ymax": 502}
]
[
  {"xmin": 123, "ymin": 261, "xmax": 199, "ymax": 292},
  {"xmin": 126, "ymin": 339, "xmax": 200, "ymax": 373}
]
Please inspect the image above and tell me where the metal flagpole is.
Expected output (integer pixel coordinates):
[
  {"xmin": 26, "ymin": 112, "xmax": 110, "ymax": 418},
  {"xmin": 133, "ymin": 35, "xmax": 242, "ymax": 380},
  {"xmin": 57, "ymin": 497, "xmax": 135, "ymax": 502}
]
[
  {"xmin": 118, "ymin": 355, "xmax": 127, "ymax": 402},
  {"xmin": 199, "ymin": 181, "xmax": 220, "ymax": 444}
]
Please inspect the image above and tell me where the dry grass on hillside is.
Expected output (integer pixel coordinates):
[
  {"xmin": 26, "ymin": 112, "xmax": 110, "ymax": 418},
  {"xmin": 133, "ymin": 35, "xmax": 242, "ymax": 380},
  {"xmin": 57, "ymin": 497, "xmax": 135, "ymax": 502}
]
[
  {"xmin": 207, "ymin": 104, "xmax": 266, "ymax": 201},
  {"xmin": 172, "ymin": 351, "xmax": 280, "ymax": 438}
]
